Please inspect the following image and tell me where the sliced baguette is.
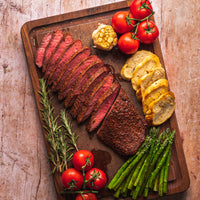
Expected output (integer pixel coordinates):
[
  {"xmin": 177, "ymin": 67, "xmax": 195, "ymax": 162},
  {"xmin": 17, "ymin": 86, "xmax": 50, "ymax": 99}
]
[
  {"xmin": 145, "ymin": 91, "xmax": 175, "ymax": 126},
  {"xmin": 121, "ymin": 50, "xmax": 154, "ymax": 81},
  {"xmin": 136, "ymin": 67, "xmax": 166, "ymax": 101},
  {"xmin": 142, "ymin": 79, "xmax": 169, "ymax": 114},
  {"xmin": 131, "ymin": 54, "xmax": 161, "ymax": 91}
]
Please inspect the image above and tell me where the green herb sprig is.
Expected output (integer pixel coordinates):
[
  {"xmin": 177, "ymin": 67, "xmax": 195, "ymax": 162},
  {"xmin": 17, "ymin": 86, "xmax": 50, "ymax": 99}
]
[{"xmin": 39, "ymin": 78, "xmax": 78, "ymax": 173}]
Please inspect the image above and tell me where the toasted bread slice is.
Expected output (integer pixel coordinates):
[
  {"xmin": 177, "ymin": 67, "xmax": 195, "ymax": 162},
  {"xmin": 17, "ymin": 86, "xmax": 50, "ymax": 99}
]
[
  {"xmin": 131, "ymin": 54, "xmax": 161, "ymax": 91},
  {"xmin": 121, "ymin": 50, "xmax": 154, "ymax": 81},
  {"xmin": 142, "ymin": 79, "xmax": 169, "ymax": 114},
  {"xmin": 136, "ymin": 67, "xmax": 166, "ymax": 101},
  {"xmin": 145, "ymin": 91, "xmax": 175, "ymax": 126}
]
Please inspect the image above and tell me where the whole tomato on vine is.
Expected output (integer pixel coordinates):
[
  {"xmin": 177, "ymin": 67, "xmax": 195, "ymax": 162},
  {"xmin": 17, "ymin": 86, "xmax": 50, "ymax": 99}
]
[
  {"xmin": 112, "ymin": 11, "xmax": 135, "ymax": 34},
  {"xmin": 75, "ymin": 192, "xmax": 97, "ymax": 200},
  {"xmin": 137, "ymin": 20, "xmax": 159, "ymax": 44},
  {"xmin": 118, "ymin": 32, "xmax": 140, "ymax": 54},
  {"xmin": 130, "ymin": 0, "xmax": 153, "ymax": 20}
]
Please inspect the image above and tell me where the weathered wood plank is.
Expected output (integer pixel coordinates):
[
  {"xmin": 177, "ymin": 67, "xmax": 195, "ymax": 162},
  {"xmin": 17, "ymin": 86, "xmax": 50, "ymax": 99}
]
[{"xmin": 0, "ymin": 0, "xmax": 199, "ymax": 199}]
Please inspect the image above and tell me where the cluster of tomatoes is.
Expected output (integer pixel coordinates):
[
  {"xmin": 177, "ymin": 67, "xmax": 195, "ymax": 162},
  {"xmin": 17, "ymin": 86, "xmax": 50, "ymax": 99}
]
[
  {"xmin": 112, "ymin": 0, "xmax": 159, "ymax": 54},
  {"xmin": 61, "ymin": 150, "xmax": 107, "ymax": 200}
]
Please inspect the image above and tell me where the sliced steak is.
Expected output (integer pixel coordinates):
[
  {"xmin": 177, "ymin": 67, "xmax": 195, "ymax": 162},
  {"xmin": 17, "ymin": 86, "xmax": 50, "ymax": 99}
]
[
  {"xmin": 64, "ymin": 62, "xmax": 104, "ymax": 108},
  {"xmin": 44, "ymin": 33, "xmax": 73, "ymax": 79},
  {"xmin": 52, "ymin": 47, "xmax": 91, "ymax": 92},
  {"xmin": 87, "ymin": 80, "xmax": 120, "ymax": 132},
  {"xmin": 58, "ymin": 56, "xmax": 102, "ymax": 101},
  {"xmin": 77, "ymin": 73, "xmax": 114, "ymax": 124},
  {"xmin": 97, "ymin": 88, "xmax": 147, "ymax": 156},
  {"xmin": 48, "ymin": 40, "xmax": 82, "ymax": 85},
  {"xmin": 42, "ymin": 29, "xmax": 64, "ymax": 72},
  {"xmin": 35, "ymin": 32, "xmax": 52, "ymax": 68},
  {"xmin": 70, "ymin": 66, "xmax": 110, "ymax": 118}
]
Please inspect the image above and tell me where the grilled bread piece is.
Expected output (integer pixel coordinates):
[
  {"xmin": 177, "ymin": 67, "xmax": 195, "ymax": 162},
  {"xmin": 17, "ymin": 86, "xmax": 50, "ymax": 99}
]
[
  {"xmin": 131, "ymin": 54, "xmax": 161, "ymax": 91},
  {"xmin": 121, "ymin": 50, "xmax": 154, "ymax": 81},
  {"xmin": 136, "ymin": 67, "xmax": 166, "ymax": 101},
  {"xmin": 142, "ymin": 79, "xmax": 169, "ymax": 114},
  {"xmin": 145, "ymin": 91, "xmax": 175, "ymax": 126}
]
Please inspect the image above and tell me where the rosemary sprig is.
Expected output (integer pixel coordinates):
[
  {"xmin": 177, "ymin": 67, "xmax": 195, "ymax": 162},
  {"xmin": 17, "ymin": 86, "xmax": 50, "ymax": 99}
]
[
  {"xmin": 38, "ymin": 78, "xmax": 78, "ymax": 173},
  {"xmin": 60, "ymin": 109, "xmax": 79, "ymax": 152}
]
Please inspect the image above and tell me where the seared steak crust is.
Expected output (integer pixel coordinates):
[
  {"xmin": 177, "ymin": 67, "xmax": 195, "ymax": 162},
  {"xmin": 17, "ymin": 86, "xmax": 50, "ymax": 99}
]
[
  {"xmin": 42, "ymin": 29, "xmax": 63, "ymax": 72},
  {"xmin": 44, "ymin": 33, "xmax": 73, "ymax": 79},
  {"xmin": 35, "ymin": 32, "xmax": 52, "ymax": 68},
  {"xmin": 70, "ymin": 66, "xmax": 110, "ymax": 118},
  {"xmin": 87, "ymin": 80, "xmax": 120, "ymax": 132},
  {"xmin": 64, "ymin": 62, "xmax": 104, "ymax": 108},
  {"xmin": 48, "ymin": 40, "xmax": 82, "ymax": 85},
  {"xmin": 52, "ymin": 47, "xmax": 91, "ymax": 92},
  {"xmin": 58, "ymin": 55, "xmax": 102, "ymax": 101},
  {"xmin": 97, "ymin": 88, "xmax": 147, "ymax": 156},
  {"xmin": 77, "ymin": 73, "xmax": 114, "ymax": 124}
]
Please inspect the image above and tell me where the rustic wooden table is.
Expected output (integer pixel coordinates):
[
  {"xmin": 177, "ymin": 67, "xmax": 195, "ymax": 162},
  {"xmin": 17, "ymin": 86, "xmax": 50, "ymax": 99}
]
[{"xmin": 0, "ymin": 0, "xmax": 199, "ymax": 200}]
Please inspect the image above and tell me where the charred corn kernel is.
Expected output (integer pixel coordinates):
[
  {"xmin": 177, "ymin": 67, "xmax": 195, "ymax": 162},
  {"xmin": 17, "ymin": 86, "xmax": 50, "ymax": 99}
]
[{"xmin": 92, "ymin": 23, "xmax": 118, "ymax": 51}]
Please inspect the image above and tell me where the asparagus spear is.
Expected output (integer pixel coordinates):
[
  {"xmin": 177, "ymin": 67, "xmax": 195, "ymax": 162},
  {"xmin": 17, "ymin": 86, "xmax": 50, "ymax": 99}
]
[
  {"xmin": 107, "ymin": 155, "xmax": 135, "ymax": 190},
  {"xmin": 131, "ymin": 128, "xmax": 158, "ymax": 199},
  {"xmin": 163, "ymin": 141, "xmax": 172, "ymax": 193},
  {"xmin": 148, "ymin": 130, "xmax": 175, "ymax": 188},
  {"xmin": 159, "ymin": 163, "xmax": 165, "ymax": 196}
]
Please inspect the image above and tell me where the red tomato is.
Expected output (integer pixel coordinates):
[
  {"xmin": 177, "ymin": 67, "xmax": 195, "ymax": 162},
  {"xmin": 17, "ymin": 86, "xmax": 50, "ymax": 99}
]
[
  {"xmin": 75, "ymin": 192, "xmax": 97, "ymax": 200},
  {"xmin": 112, "ymin": 11, "xmax": 135, "ymax": 34},
  {"xmin": 61, "ymin": 168, "xmax": 84, "ymax": 191},
  {"xmin": 137, "ymin": 20, "xmax": 159, "ymax": 44},
  {"xmin": 130, "ymin": 0, "xmax": 153, "ymax": 20},
  {"xmin": 118, "ymin": 32, "xmax": 140, "ymax": 54},
  {"xmin": 72, "ymin": 150, "xmax": 94, "ymax": 171},
  {"xmin": 85, "ymin": 168, "xmax": 107, "ymax": 190}
]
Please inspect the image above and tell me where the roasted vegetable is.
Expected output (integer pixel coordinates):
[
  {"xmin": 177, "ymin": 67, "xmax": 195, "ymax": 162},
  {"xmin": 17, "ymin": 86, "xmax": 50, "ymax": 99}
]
[{"xmin": 92, "ymin": 23, "xmax": 118, "ymax": 51}]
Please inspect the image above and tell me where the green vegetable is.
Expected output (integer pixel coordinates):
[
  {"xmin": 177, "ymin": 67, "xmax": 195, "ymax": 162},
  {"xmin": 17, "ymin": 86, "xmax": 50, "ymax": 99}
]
[{"xmin": 107, "ymin": 127, "xmax": 175, "ymax": 199}]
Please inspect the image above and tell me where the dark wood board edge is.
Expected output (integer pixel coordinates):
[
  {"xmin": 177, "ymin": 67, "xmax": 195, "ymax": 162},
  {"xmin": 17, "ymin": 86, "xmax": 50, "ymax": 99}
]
[
  {"xmin": 153, "ymin": 37, "xmax": 190, "ymax": 193},
  {"xmin": 20, "ymin": 0, "xmax": 190, "ymax": 199}
]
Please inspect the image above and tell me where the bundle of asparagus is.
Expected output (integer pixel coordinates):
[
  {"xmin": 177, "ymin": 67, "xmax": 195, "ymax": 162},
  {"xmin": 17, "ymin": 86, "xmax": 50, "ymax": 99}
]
[{"xmin": 108, "ymin": 127, "xmax": 175, "ymax": 199}]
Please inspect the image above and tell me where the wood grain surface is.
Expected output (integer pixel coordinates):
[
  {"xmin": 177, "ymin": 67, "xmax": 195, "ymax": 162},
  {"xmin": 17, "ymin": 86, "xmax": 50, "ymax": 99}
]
[{"xmin": 0, "ymin": 0, "xmax": 199, "ymax": 200}]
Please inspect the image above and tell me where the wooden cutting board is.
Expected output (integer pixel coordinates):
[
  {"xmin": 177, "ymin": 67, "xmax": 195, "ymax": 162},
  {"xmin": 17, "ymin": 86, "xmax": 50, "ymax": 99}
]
[{"xmin": 21, "ymin": 0, "xmax": 190, "ymax": 199}]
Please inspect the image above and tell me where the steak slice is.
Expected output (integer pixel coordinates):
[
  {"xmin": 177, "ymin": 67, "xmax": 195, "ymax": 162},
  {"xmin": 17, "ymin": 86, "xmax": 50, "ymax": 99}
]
[
  {"xmin": 48, "ymin": 40, "xmax": 82, "ymax": 85},
  {"xmin": 52, "ymin": 47, "xmax": 91, "ymax": 92},
  {"xmin": 58, "ymin": 56, "xmax": 102, "ymax": 101},
  {"xmin": 42, "ymin": 29, "xmax": 64, "ymax": 72},
  {"xmin": 77, "ymin": 73, "xmax": 114, "ymax": 124},
  {"xmin": 64, "ymin": 62, "xmax": 104, "ymax": 108},
  {"xmin": 97, "ymin": 88, "xmax": 147, "ymax": 156},
  {"xmin": 44, "ymin": 33, "xmax": 73, "ymax": 79},
  {"xmin": 35, "ymin": 32, "xmax": 52, "ymax": 68},
  {"xmin": 87, "ymin": 80, "xmax": 120, "ymax": 132},
  {"xmin": 70, "ymin": 66, "xmax": 110, "ymax": 118}
]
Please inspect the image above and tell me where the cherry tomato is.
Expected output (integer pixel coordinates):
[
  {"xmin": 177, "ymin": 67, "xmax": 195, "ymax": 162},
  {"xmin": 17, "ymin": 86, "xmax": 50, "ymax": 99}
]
[
  {"xmin": 85, "ymin": 168, "xmax": 107, "ymax": 190},
  {"xmin": 137, "ymin": 20, "xmax": 159, "ymax": 44},
  {"xmin": 75, "ymin": 192, "xmax": 97, "ymax": 200},
  {"xmin": 118, "ymin": 32, "xmax": 140, "ymax": 54},
  {"xmin": 130, "ymin": 0, "xmax": 153, "ymax": 20},
  {"xmin": 61, "ymin": 168, "xmax": 84, "ymax": 191},
  {"xmin": 72, "ymin": 150, "xmax": 94, "ymax": 171},
  {"xmin": 112, "ymin": 11, "xmax": 135, "ymax": 34}
]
